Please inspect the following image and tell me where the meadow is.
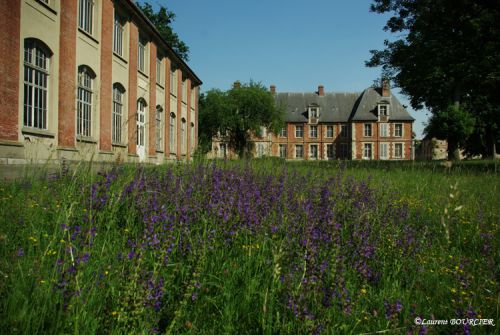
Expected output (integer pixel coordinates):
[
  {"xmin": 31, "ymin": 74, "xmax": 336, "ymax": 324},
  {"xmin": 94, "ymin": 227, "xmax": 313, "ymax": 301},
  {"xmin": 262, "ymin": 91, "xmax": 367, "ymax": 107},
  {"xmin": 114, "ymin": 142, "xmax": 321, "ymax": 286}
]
[{"xmin": 0, "ymin": 159, "xmax": 498, "ymax": 334}]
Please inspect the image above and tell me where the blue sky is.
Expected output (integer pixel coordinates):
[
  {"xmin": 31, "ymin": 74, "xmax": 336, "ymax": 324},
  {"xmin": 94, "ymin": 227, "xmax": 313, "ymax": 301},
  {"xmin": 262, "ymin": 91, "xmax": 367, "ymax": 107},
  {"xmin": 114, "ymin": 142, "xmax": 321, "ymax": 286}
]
[{"xmin": 141, "ymin": 0, "xmax": 430, "ymax": 138}]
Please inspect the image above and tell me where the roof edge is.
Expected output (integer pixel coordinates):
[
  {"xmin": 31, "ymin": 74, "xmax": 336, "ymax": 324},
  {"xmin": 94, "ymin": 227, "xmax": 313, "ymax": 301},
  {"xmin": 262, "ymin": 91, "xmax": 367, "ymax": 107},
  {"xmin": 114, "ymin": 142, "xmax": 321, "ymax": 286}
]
[{"xmin": 125, "ymin": 0, "xmax": 202, "ymax": 86}]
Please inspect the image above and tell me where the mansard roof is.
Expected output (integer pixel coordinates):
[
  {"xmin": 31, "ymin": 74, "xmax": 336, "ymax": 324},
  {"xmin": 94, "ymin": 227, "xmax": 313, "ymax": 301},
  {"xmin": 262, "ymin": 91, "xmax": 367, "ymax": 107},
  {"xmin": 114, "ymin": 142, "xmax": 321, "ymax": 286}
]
[
  {"xmin": 351, "ymin": 88, "xmax": 415, "ymax": 121},
  {"xmin": 275, "ymin": 87, "xmax": 414, "ymax": 123}
]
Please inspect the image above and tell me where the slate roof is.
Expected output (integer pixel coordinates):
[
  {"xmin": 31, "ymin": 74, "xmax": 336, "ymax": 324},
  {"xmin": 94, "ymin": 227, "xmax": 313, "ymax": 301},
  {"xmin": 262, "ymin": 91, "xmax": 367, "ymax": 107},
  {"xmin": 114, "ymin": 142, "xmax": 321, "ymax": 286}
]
[{"xmin": 275, "ymin": 87, "xmax": 414, "ymax": 123}]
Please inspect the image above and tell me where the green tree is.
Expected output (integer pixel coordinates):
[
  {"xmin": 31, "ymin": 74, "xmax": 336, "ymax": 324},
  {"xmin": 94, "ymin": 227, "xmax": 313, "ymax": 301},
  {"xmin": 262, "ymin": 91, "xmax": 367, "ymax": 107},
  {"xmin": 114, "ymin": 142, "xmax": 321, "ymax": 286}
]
[
  {"xmin": 424, "ymin": 105, "xmax": 475, "ymax": 160},
  {"xmin": 136, "ymin": 2, "xmax": 190, "ymax": 61},
  {"xmin": 367, "ymin": 0, "xmax": 500, "ymax": 159},
  {"xmin": 199, "ymin": 81, "xmax": 284, "ymax": 158}
]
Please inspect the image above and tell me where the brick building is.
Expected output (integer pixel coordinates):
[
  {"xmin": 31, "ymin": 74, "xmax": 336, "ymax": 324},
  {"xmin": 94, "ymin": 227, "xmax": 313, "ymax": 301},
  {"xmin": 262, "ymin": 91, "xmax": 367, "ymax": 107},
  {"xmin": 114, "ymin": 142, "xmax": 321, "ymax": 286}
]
[
  {"xmin": 0, "ymin": 0, "xmax": 202, "ymax": 165},
  {"xmin": 212, "ymin": 82, "xmax": 415, "ymax": 160}
]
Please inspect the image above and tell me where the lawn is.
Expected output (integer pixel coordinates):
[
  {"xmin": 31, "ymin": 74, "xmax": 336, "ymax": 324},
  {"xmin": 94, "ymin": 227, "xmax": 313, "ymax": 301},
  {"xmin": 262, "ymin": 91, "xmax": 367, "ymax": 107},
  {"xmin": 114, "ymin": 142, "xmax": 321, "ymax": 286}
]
[{"xmin": 0, "ymin": 159, "xmax": 498, "ymax": 334}]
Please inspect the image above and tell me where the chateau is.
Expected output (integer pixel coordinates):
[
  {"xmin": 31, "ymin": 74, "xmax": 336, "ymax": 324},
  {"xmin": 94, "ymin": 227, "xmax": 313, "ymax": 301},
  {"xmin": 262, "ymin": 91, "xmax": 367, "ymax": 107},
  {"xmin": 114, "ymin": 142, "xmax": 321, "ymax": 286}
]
[
  {"xmin": 212, "ymin": 82, "xmax": 415, "ymax": 160},
  {"xmin": 0, "ymin": 0, "xmax": 202, "ymax": 165}
]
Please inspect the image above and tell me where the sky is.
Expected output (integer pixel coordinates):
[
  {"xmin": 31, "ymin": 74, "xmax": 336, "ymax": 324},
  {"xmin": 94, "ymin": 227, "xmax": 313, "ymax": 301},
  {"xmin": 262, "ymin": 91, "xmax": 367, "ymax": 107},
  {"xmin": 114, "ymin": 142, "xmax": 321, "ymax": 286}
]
[{"xmin": 140, "ymin": 0, "xmax": 430, "ymax": 138}]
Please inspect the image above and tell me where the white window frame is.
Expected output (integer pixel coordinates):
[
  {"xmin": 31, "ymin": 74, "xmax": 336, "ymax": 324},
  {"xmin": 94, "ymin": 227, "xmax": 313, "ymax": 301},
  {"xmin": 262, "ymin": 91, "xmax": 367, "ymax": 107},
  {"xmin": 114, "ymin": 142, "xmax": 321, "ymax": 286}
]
[
  {"xmin": 77, "ymin": 66, "xmax": 94, "ymax": 138},
  {"xmin": 219, "ymin": 143, "xmax": 227, "ymax": 158},
  {"xmin": 170, "ymin": 66, "xmax": 177, "ymax": 95},
  {"xmin": 326, "ymin": 125, "xmax": 334, "ymax": 138},
  {"xmin": 279, "ymin": 144, "xmax": 287, "ymax": 158},
  {"xmin": 394, "ymin": 123, "xmax": 403, "ymax": 137},
  {"xmin": 113, "ymin": 13, "xmax": 125, "ymax": 57},
  {"xmin": 379, "ymin": 123, "xmax": 388, "ymax": 137},
  {"xmin": 191, "ymin": 85, "xmax": 196, "ymax": 104},
  {"xmin": 309, "ymin": 125, "xmax": 318, "ymax": 138},
  {"xmin": 378, "ymin": 104, "xmax": 389, "ymax": 117},
  {"xmin": 190, "ymin": 122, "xmax": 195, "ymax": 151},
  {"xmin": 169, "ymin": 112, "xmax": 176, "ymax": 153},
  {"xmin": 136, "ymin": 99, "xmax": 146, "ymax": 147},
  {"xmin": 394, "ymin": 143, "xmax": 404, "ymax": 159},
  {"xmin": 295, "ymin": 125, "xmax": 303, "ymax": 138},
  {"xmin": 156, "ymin": 58, "xmax": 163, "ymax": 85},
  {"xmin": 78, "ymin": 0, "xmax": 94, "ymax": 35},
  {"xmin": 181, "ymin": 118, "xmax": 186, "ymax": 154},
  {"xmin": 379, "ymin": 142, "xmax": 388, "ymax": 160},
  {"xmin": 23, "ymin": 40, "xmax": 50, "ymax": 130},
  {"xmin": 112, "ymin": 84, "xmax": 124, "ymax": 144},
  {"xmin": 138, "ymin": 38, "xmax": 146, "ymax": 73},
  {"xmin": 257, "ymin": 143, "xmax": 265, "ymax": 158},
  {"xmin": 295, "ymin": 145, "xmax": 303, "ymax": 159},
  {"xmin": 181, "ymin": 78, "xmax": 187, "ymax": 102},
  {"xmin": 363, "ymin": 143, "xmax": 373, "ymax": 160},
  {"xmin": 364, "ymin": 123, "xmax": 372, "ymax": 137},
  {"xmin": 156, "ymin": 106, "xmax": 163, "ymax": 151},
  {"xmin": 279, "ymin": 127, "xmax": 287, "ymax": 138},
  {"xmin": 309, "ymin": 107, "xmax": 319, "ymax": 118},
  {"xmin": 310, "ymin": 144, "xmax": 318, "ymax": 160}
]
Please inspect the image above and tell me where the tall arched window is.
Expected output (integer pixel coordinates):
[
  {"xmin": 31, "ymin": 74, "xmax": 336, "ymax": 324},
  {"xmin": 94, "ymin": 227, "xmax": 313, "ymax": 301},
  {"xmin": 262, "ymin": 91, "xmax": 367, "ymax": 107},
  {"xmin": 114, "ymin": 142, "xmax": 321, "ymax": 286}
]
[
  {"xmin": 156, "ymin": 105, "xmax": 163, "ymax": 151},
  {"xmin": 112, "ymin": 83, "xmax": 126, "ymax": 144},
  {"xmin": 181, "ymin": 117, "xmax": 186, "ymax": 154},
  {"xmin": 77, "ymin": 66, "xmax": 95, "ymax": 138},
  {"xmin": 190, "ymin": 122, "xmax": 195, "ymax": 151},
  {"xmin": 169, "ymin": 112, "xmax": 176, "ymax": 153},
  {"xmin": 23, "ymin": 39, "xmax": 52, "ymax": 130},
  {"xmin": 136, "ymin": 98, "xmax": 147, "ymax": 147}
]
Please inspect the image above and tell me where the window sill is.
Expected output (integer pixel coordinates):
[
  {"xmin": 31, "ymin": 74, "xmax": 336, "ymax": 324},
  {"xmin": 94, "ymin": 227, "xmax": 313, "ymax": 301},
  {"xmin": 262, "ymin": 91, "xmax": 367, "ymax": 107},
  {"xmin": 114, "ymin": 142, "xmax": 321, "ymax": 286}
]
[
  {"xmin": 77, "ymin": 136, "xmax": 97, "ymax": 144},
  {"xmin": 156, "ymin": 150, "xmax": 164, "ymax": 153},
  {"xmin": 156, "ymin": 82, "xmax": 165, "ymax": 89},
  {"xmin": 112, "ymin": 142, "xmax": 127, "ymax": 148},
  {"xmin": 78, "ymin": 28, "xmax": 99, "ymax": 44},
  {"xmin": 138, "ymin": 70, "xmax": 149, "ymax": 78},
  {"xmin": 36, "ymin": 0, "xmax": 57, "ymax": 15},
  {"xmin": 22, "ymin": 127, "xmax": 55, "ymax": 138},
  {"xmin": 113, "ymin": 52, "xmax": 128, "ymax": 64}
]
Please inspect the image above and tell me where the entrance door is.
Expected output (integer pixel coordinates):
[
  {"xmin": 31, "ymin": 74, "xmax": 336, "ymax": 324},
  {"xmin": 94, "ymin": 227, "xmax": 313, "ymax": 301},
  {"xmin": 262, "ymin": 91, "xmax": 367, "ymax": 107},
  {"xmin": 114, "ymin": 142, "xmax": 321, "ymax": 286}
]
[{"xmin": 136, "ymin": 100, "xmax": 146, "ymax": 161}]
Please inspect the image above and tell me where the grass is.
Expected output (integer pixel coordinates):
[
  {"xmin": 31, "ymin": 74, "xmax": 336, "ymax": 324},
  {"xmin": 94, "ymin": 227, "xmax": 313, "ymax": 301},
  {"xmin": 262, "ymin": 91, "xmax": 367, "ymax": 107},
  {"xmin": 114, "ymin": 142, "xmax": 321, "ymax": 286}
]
[{"xmin": 0, "ymin": 159, "xmax": 498, "ymax": 334}]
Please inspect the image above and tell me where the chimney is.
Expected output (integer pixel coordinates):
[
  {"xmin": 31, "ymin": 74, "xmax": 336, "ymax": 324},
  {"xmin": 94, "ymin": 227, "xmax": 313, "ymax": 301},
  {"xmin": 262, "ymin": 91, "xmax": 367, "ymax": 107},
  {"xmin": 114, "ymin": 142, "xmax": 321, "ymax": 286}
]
[
  {"xmin": 382, "ymin": 79, "xmax": 390, "ymax": 97},
  {"xmin": 270, "ymin": 85, "xmax": 276, "ymax": 94},
  {"xmin": 318, "ymin": 85, "xmax": 325, "ymax": 97},
  {"xmin": 233, "ymin": 81, "xmax": 241, "ymax": 89}
]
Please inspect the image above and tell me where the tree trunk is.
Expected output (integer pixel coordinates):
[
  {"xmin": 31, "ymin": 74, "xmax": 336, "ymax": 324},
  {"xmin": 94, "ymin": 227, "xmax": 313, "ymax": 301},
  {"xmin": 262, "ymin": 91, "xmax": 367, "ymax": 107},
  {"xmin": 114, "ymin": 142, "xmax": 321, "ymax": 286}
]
[
  {"xmin": 489, "ymin": 131, "xmax": 497, "ymax": 159},
  {"xmin": 448, "ymin": 86, "xmax": 462, "ymax": 160},
  {"xmin": 447, "ymin": 139, "xmax": 461, "ymax": 161}
]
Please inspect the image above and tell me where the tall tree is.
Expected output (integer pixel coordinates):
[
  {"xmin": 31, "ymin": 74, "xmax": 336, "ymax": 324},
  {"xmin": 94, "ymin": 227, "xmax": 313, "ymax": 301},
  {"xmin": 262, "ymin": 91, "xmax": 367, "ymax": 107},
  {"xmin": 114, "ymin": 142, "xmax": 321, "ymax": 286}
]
[
  {"xmin": 136, "ymin": 2, "xmax": 190, "ymax": 61},
  {"xmin": 366, "ymin": 0, "xmax": 500, "ymax": 159},
  {"xmin": 199, "ymin": 81, "xmax": 284, "ymax": 158}
]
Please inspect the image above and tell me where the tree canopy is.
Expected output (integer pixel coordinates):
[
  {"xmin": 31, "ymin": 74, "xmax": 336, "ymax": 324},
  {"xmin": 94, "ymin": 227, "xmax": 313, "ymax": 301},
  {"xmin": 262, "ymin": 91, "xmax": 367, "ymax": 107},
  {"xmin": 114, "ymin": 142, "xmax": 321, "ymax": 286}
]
[
  {"xmin": 136, "ymin": 2, "xmax": 190, "ymax": 62},
  {"xmin": 367, "ymin": 0, "xmax": 500, "ymax": 159},
  {"xmin": 198, "ymin": 81, "xmax": 284, "ymax": 158}
]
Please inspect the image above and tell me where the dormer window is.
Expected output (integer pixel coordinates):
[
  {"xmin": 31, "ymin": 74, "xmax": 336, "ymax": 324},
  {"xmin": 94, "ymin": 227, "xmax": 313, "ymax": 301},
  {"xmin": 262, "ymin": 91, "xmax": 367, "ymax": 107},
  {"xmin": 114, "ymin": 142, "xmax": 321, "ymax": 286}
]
[
  {"xmin": 378, "ymin": 103, "xmax": 390, "ymax": 121},
  {"xmin": 310, "ymin": 107, "xmax": 318, "ymax": 118},
  {"xmin": 308, "ymin": 105, "xmax": 319, "ymax": 124}
]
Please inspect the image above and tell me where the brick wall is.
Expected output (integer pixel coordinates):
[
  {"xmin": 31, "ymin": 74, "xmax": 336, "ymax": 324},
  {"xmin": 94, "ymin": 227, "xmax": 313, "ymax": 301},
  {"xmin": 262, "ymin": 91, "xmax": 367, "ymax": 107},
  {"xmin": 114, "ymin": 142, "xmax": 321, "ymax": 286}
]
[
  {"xmin": 176, "ymin": 69, "xmax": 182, "ymax": 159},
  {"xmin": 58, "ymin": 0, "xmax": 78, "ymax": 148},
  {"xmin": 148, "ymin": 42, "xmax": 157, "ymax": 157},
  {"xmin": 186, "ymin": 78, "xmax": 191, "ymax": 158},
  {"xmin": 0, "ymin": 2, "xmax": 20, "ymax": 141},
  {"xmin": 164, "ymin": 57, "xmax": 171, "ymax": 156},
  {"xmin": 99, "ymin": 0, "xmax": 113, "ymax": 152},
  {"xmin": 127, "ymin": 22, "xmax": 138, "ymax": 155}
]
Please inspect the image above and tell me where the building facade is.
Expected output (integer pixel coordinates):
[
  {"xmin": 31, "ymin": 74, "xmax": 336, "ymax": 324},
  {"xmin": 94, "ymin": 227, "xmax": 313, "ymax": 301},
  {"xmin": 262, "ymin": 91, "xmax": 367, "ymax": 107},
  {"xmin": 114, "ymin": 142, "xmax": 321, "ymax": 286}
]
[
  {"xmin": 212, "ymin": 82, "xmax": 414, "ymax": 160},
  {"xmin": 0, "ymin": 0, "xmax": 202, "ymax": 165}
]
